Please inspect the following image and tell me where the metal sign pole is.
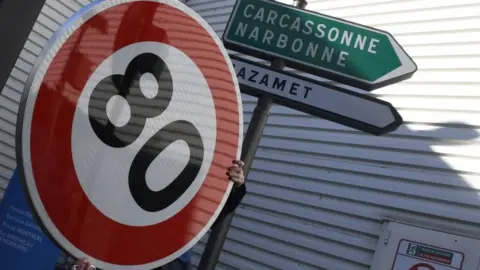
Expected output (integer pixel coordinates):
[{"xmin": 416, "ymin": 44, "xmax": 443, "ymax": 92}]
[{"xmin": 197, "ymin": 2, "xmax": 307, "ymax": 269}]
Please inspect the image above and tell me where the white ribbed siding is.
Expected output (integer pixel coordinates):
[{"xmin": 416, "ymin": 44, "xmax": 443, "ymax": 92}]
[
  {"xmin": 186, "ymin": 1, "xmax": 480, "ymax": 270},
  {"xmin": 0, "ymin": 1, "xmax": 479, "ymax": 270},
  {"xmin": 0, "ymin": 0, "xmax": 93, "ymax": 199}
]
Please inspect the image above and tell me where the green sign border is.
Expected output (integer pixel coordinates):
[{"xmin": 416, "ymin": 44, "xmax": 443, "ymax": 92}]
[{"xmin": 223, "ymin": 0, "xmax": 417, "ymax": 91}]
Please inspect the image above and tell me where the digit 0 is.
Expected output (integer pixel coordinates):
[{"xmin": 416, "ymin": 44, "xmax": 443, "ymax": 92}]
[{"xmin": 87, "ymin": 52, "xmax": 204, "ymax": 212}]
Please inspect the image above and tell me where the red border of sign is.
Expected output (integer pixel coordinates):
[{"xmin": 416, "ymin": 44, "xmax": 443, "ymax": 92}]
[
  {"xmin": 409, "ymin": 263, "xmax": 435, "ymax": 270},
  {"xmin": 390, "ymin": 239, "xmax": 465, "ymax": 270},
  {"xmin": 22, "ymin": 1, "xmax": 240, "ymax": 266}
]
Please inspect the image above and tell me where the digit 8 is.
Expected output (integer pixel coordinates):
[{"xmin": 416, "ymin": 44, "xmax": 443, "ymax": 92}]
[{"xmin": 88, "ymin": 52, "xmax": 204, "ymax": 212}]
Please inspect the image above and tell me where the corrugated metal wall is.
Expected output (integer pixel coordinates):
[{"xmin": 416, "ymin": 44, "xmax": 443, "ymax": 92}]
[
  {"xmin": 0, "ymin": 0, "xmax": 92, "ymax": 199},
  {"xmin": 186, "ymin": 1, "xmax": 480, "ymax": 270},
  {"xmin": 0, "ymin": 0, "xmax": 479, "ymax": 269}
]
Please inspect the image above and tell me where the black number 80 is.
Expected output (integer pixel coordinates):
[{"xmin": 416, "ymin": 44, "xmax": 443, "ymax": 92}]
[{"xmin": 87, "ymin": 53, "xmax": 204, "ymax": 212}]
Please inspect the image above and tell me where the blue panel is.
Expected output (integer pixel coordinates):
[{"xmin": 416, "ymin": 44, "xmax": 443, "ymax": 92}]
[{"xmin": 0, "ymin": 169, "xmax": 61, "ymax": 270}]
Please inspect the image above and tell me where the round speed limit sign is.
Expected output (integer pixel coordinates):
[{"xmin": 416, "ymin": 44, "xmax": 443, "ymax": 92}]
[{"xmin": 16, "ymin": 0, "xmax": 242, "ymax": 269}]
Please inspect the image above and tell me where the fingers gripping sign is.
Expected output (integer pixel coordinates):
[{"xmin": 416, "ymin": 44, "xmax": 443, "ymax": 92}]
[
  {"xmin": 227, "ymin": 160, "xmax": 245, "ymax": 187},
  {"xmin": 17, "ymin": 1, "xmax": 243, "ymax": 269},
  {"xmin": 72, "ymin": 258, "xmax": 96, "ymax": 270}
]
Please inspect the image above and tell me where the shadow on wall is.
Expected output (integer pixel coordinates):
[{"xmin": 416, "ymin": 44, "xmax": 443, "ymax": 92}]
[{"xmin": 220, "ymin": 102, "xmax": 480, "ymax": 269}]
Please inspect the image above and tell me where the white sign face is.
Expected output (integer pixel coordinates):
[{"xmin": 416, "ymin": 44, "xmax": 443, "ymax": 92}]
[
  {"xmin": 392, "ymin": 240, "xmax": 464, "ymax": 270},
  {"xmin": 72, "ymin": 42, "xmax": 217, "ymax": 227},
  {"xmin": 16, "ymin": 0, "xmax": 243, "ymax": 269},
  {"xmin": 230, "ymin": 56, "xmax": 402, "ymax": 135}
]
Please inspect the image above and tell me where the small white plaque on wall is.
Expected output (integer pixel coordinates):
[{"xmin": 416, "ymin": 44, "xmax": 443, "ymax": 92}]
[{"xmin": 370, "ymin": 219, "xmax": 480, "ymax": 270}]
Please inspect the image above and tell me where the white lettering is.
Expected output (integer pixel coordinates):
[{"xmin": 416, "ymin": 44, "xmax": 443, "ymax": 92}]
[
  {"xmin": 248, "ymin": 26, "xmax": 259, "ymax": 41},
  {"xmin": 292, "ymin": 38, "xmax": 303, "ymax": 53},
  {"xmin": 337, "ymin": 51, "xmax": 348, "ymax": 67},
  {"xmin": 235, "ymin": 22, "xmax": 248, "ymax": 37},
  {"xmin": 243, "ymin": 4, "xmax": 254, "ymax": 18},
  {"xmin": 368, "ymin": 38, "xmax": 379, "ymax": 54},
  {"xmin": 354, "ymin": 35, "xmax": 367, "ymax": 50},
  {"xmin": 279, "ymin": 14, "xmax": 290, "ymax": 28},
  {"xmin": 340, "ymin": 31, "xmax": 353, "ymax": 46},
  {"xmin": 290, "ymin": 17, "xmax": 301, "ymax": 32},
  {"xmin": 302, "ymin": 20, "xmax": 314, "ymax": 35},
  {"xmin": 328, "ymin": 28, "xmax": 340, "ymax": 42},
  {"xmin": 277, "ymin": 34, "xmax": 288, "ymax": 48},
  {"xmin": 315, "ymin": 24, "xmax": 326, "ymax": 38},
  {"xmin": 262, "ymin": 29, "xmax": 274, "ymax": 44},
  {"xmin": 253, "ymin": 8, "xmax": 265, "ymax": 21},
  {"xmin": 306, "ymin": 42, "xmax": 318, "ymax": 58},
  {"xmin": 266, "ymin": 10, "xmax": 278, "ymax": 25},
  {"xmin": 321, "ymin": 47, "xmax": 334, "ymax": 63}
]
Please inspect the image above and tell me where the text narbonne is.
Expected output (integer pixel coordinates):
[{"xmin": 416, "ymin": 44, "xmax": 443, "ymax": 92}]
[{"xmin": 225, "ymin": 0, "xmax": 391, "ymax": 80}]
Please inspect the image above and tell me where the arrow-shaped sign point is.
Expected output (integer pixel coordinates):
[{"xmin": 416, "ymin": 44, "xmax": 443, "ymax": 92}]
[{"xmin": 230, "ymin": 55, "xmax": 403, "ymax": 135}]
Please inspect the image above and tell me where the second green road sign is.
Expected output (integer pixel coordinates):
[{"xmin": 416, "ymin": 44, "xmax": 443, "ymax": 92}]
[{"xmin": 223, "ymin": 0, "xmax": 417, "ymax": 90}]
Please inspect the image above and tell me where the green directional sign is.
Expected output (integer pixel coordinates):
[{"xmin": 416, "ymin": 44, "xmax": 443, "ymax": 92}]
[{"xmin": 223, "ymin": 0, "xmax": 417, "ymax": 90}]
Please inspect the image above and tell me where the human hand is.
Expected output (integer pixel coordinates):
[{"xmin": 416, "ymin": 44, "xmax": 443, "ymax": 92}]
[
  {"xmin": 71, "ymin": 258, "xmax": 96, "ymax": 270},
  {"xmin": 227, "ymin": 160, "xmax": 245, "ymax": 187}
]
